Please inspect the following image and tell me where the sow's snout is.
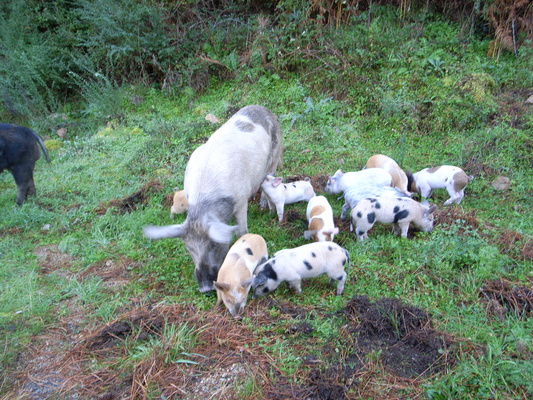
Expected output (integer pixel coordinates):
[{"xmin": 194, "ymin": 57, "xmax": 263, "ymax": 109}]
[{"xmin": 195, "ymin": 265, "xmax": 219, "ymax": 293}]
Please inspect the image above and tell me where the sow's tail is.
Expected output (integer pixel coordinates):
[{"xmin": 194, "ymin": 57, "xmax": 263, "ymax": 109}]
[
  {"xmin": 143, "ymin": 224, "xmax": 185, "ymax": 239},
  {"xmin": 31, "ymin": 130, "xmax": 51, "ymax": 163}
]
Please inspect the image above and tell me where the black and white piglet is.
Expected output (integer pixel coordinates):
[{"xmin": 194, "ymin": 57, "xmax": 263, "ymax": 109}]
[
  {"xmin": 252, "ymin": 242, "xmax": 350, "ymax": 297},
  {"xmin": 351, "ymin": 196, "xmax": 437, "ymax": 241}
]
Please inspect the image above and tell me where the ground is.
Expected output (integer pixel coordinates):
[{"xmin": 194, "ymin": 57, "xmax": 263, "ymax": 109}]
[{"xmin": 5, "ymin": 177, "xmax": 532, "ymax": 400}]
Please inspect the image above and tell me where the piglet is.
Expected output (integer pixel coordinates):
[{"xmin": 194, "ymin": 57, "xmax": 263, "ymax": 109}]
[
  {"xmin": 261, "ymin": 174, "xmax": 316, "ymax": 222},
  {"xmin": 214, "ymin": 233, "xmax": 268, "ymax": 319},
  {"xmin": 170, "ymin": 187, "xmax": 188, "ymax": 218},
  {"xmin": 325, "ymin": 168, "xmax": 392, "ymax": 194},
  {"xmin": 340, "ymin": 184, "xmax": 411, "ymax": 219},
  {"xmin": 365, "ymin": 154, "xmax": 410, "ymax": 194},
  {"xmin": 351, "ymin": 196, "xmax": 437, "ymax": 241},
  {"xmin": 252, "ymin": 241, "xmax": 350, "ymax": 297},
  {"xmin": 407, "ymin": 165, "xmax": 473, "ymax": 205},
  {"xmin": 304, "ymin": 195, "xmax": 339, "ymax": 242}
]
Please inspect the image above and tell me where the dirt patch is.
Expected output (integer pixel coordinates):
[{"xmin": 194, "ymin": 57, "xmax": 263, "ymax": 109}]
[
  {"xmin": 78, "ymin": 258, "xmax": 137, "ymax": 289},
  {"xmin": 480, "ymin": 278, "xmax": 533, "ymax": 320},
  {"xmin": 285, "ymin": 173, "xmax": 329, "ymax": 194},
  {"xmin": 94, "ymin": 179, "xmax": 163, "ymax": 215},
  {"xmin": 34, "ymin": 244, "xmax": 76, "ymax": 276},
  {"xmin": 495, "ymin": 88, "xmax": 533, "ymax": 130},
  {"xmin": 16, "ymin": 281, "xmax": 533, "ymax": 400},
  {"xmin": 345, "ymin": 296, "xmax": 455, "ymax": 378},
  {"xmin": 0, "ymin": 226, "xmax": 24, "ymax": 237},
  {"xmin": 7, "ymin": 293, "xmax": 461, "ymax": 400}
]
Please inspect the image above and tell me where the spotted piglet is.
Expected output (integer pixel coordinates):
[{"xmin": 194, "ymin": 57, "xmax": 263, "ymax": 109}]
[
  {"xmin": 351, "ymin": 196, "xmax": 437, "ymax": 241},
  {"xmin": 304, "ymin": 195, "xmax": 339, "ymax": 242},
  {"xmin": 406, "ymin": 165, "xmax": 473, "ymax": 205},
  {"xmin": 214, "ymin": 234, "xmax": 268, "ymax": 318},
  {"xmin": 260, "ymin": 174, "xmax": 316, "ymax": 222},
  {"xmin": 252, "ymin": 242, "xmax": 350, "ymax": 298}
]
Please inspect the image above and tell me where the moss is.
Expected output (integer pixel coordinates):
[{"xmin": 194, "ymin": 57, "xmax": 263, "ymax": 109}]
[
  {"xmin": 44, "ymin": 139, "xmax": 62, "ymax": 151},
  {"xmin": 460, "ymin": 73, "xmax": 497, "ymax": 103}
]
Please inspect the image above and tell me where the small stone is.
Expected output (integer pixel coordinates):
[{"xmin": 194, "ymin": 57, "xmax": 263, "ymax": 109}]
[
  {"xmin": 56, "ymin": 128, "xmax": 67, "ymax": 138},
  {"xmin": 205, "ymin": 113, "xmax": 220, "ymax": 123},
  {"xmin": 492, "ymin": 176, "xmax": 510, "ymax": 191}
]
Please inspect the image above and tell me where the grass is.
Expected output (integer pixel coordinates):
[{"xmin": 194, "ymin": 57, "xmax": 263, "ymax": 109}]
[{"xmin": 1, "ymin": 10, "xmax": 532, "ymax": 399}]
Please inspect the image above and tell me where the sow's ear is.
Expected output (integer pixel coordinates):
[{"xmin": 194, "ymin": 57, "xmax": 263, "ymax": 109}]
[
  {"xmin": 143, "ymin": 224, "xmax": 187, "ymax": 239},
  {"xmin": 208, "ymin": 222, "xmax": 238, "ymax": 244}
]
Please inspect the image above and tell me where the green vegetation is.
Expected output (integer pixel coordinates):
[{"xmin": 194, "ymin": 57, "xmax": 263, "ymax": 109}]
[{"xmin": 1, "ymin": 0, "xmax": 532, "ymax": 398}]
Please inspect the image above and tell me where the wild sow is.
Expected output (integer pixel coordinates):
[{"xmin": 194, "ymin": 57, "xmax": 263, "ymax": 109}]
[
  {"xmin": 144, "ymin": 105, "xmax": 283, "ymax": 292},
  {"xmin": 0, "ymin": 123, "xmax": 50, "ymax": 205}
]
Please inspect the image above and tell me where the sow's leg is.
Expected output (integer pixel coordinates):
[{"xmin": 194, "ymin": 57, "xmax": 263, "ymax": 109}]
[{"xmin": 10, "ymin": 163, "xmax": 37, "ymax": 205}]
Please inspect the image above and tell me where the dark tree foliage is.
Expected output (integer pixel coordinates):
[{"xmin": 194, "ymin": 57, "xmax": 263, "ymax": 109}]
[{"xmin": 0, "ymin": 0, "xmax": 530, "ymax": 118}]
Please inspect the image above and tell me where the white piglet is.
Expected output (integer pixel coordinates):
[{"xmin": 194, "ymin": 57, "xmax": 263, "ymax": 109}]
[
  {"xmin": 304, "ymin": 195, "xmax": 339, "ymax": 242},
  {"xmin": 325, "ymin": 168, "xmax": 392, "ymax": 194},
  {"xmin": 351, "ymin": 196, "xmax": 437, "ymax": 241},
  {"xmin": 407, "ymin": 165, "xmax": 473, "ymax": 205},
  {"xmin": 261, "ymin": 175, "xmax": 316, "ymax": 222},
  {"xmin": 252, "ymin": 242, "xmax": 350, "ymax": 297},
  {"xmin": 214, "ymin": 234, "xmax": 268, "ymax": 319}
]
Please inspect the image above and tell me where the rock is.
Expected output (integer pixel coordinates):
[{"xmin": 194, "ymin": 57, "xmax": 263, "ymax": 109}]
[
  {"xmin": 56, "ymin": 127, "xmax": 67, "ymax": 138},
  {"xmin": 205, "ymin": 113, "xmax": 220, "ymax": 123},
  {"xmin": 492, "ymin": 176, "xmax": 510, "ymax": 190}
]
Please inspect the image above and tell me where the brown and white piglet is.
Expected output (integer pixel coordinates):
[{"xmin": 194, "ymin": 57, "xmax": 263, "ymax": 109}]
[
  {"xmin": 170, "ymin": 187, "xmax": 188, "ymax": 218},
  {"xmin": 406, "ymin": 165, "xmax": 473, "ymax": 205},
  {"xmin": 304, "ymin": 195, "xmax": 339, "ymax": 242},
  {"xmin": 214, "ymin": 233, "xmax": 268, "ymax": 319},
  {"xmin": 365, "ymin": 154, "xmax": 410, "ymax": 194}
]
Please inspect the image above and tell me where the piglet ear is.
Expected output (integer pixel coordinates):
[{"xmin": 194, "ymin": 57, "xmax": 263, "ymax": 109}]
[
  {"xmin": 253, "ymin": 274, "xmax": 267, "ymax": 288},
  {"xmin": 331, "ymin": 227, "xmax": 340, "ymax": 235},
  {"xmin": 273, "ymin": 177, "xmax": 283, "ymax": 187},
  {"xmin": 208, "ymin": 222, "xmax": 238, "ymax": 243},
  {"xmin": 427, "ymin": 205, "xmax": 438, "ymax": 215},
  {"xmin": 241, "ymin": 277, "xmax": 253, "ymax": 290},
  {"xmin": 303, "ymin": 230, "xmax": 315, "ymax": 240},
  {"xmin": 214, "ymin": 282, "xmax": 230, "ymax": 292}
]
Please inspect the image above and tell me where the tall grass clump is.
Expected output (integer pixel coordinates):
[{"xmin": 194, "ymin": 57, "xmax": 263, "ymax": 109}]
[
  {"xmin": 74, "ymin": 0, "xmax": 174, "ymax": 85},
  {"xmin": 0, "ymin": 1, "xmax": 64, "ymax": 119}
]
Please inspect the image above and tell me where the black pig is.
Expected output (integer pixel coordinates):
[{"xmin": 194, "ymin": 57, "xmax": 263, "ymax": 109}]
[{"xmin": 0, "ymin": 123, "xmax": 50, "ymax": 205}]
